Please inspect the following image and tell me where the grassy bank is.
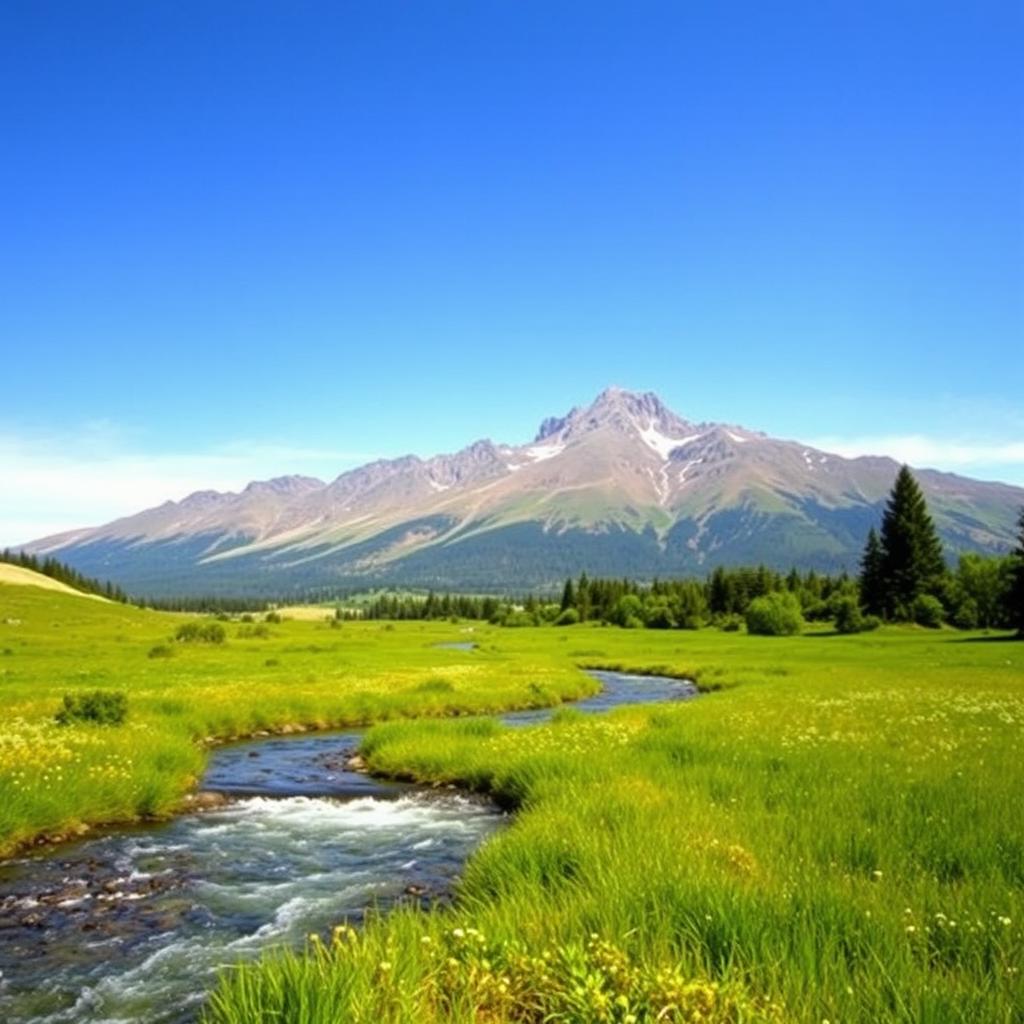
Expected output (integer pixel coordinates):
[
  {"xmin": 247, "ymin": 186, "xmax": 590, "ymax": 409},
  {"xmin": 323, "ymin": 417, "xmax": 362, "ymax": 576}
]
[
  {"xmin": 206, "ymin": 628, "xmax": 1023, "ymax": 1023},
  {"xmin": 0, "ymin": 582, "xmax": 592, "ymax": 854}
]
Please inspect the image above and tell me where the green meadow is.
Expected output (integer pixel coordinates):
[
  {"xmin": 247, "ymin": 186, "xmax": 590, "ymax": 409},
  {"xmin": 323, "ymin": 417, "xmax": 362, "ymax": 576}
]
[
  {"xmin": 0, "ymin": 583, "xmax": 590, "ymax": 854},
  {"xmin": 0, "ymin": 578, "xmax": 1021, "ymax": 1022}
]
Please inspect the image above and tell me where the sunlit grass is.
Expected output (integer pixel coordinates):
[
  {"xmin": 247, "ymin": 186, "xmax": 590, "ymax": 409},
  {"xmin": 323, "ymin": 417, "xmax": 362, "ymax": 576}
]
[
  {"xmin": 1, "ymin": 581, "xmax": 1021, "ymax": 1021},
  {"xmin": 209, "ymin": 628, "xmax": 1024, "ymax": 1023},
  {"xmin": 0, "ymin": 584, "xmax": 591, "ymax": 853}
]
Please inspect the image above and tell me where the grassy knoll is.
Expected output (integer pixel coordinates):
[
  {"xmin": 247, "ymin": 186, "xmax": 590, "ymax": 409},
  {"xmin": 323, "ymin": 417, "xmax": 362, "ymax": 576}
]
[
  {"xmin": 206, "ymin": 628, "xmax": 1023, "ymax": 1023},
  {"xmin": 0, "ymin": 580, "xmax": 591, "ymax": 854}
]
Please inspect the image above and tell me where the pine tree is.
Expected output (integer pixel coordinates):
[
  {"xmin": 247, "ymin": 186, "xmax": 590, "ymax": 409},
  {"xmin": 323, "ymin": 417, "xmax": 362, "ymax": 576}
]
[
  {"xmin": 560, "ymin": 577, "xmax": 575, "ymax": 612},
  {"xmin": 576, "ymin": 572, "xmax": 591, "ymax": 622},
  {"xmin": 1009, "ymin": 507, "xmax": 1024, "ymax": 637},
  {"xmin": 859, "ymin": 527, "xmax": 885, "ymax": 616},
  {"xmin": 878, "ymin": 465, "xmax": 946, "ymax": 619}
]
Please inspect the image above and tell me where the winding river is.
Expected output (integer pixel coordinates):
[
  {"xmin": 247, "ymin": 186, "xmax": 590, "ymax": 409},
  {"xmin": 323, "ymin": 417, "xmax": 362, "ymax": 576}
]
[{"xmin": 0, "ymin": 669, "xmax": 697, "ymax": 1023}]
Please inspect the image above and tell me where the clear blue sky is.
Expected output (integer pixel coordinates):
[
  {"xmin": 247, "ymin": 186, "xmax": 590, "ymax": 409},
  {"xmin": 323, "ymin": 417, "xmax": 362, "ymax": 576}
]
[{"xmin": 1, "ymin": 2, "xmax": 1022, "ymax": 542}]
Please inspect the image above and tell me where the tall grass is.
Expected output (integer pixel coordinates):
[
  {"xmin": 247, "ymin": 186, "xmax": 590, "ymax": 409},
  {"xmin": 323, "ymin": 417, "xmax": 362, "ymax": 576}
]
[
  {"xmin": 0, "ymin": 585, "xmax": 592, "ymax": 853},
  {"xmin": 1, "ymin": 582, "xmax": 1021, "ymax": 1021},
  {"xmin": 207, "ymin": 630, "xmax": 1023, "ymax": 1023}
]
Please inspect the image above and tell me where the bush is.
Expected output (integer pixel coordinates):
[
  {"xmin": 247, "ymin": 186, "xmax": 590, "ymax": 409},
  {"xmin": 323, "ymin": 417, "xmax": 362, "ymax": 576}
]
[
  {"xmin": 55, "ymin": 690, "xmax": 127, "ymax": 726},
  {"xmin": 175, "ymin": 621, "xmax": 227, "ymax": 644},
  {"xmin": 147, "ymin": 643, "xmax": 175, "ymax": 659},
  {"xmin": 265, "ymin": 611, "xmax": 282, "ymax": 624},
  {"xmin": 502, "ymin": 610, "xmax": 537, "ymax": 628},
  {"xmin": 610, "ymin": 594, "xmax": 645, "ymax": 628},
  {"xmin": 745, "ymin": 592, "xmax": 804, "ymax": 636},
  {"xmin": 833, "ymin": 596, "xmax": 866, "ymax": 634},
  {"xmin": 912, "ymin": 594, "xmax": 945, "ymax": 628},
  {"xmin": 237, "ymin": 624, "xmax": 271, "ymax": 639},
  {"xmin": 554, "ymin": 608, "xmax": 580, "ymax": 626},
  {"xmin": 644, "ymin": 601, "xmax": 676, "ymax": 629},
  {"xmin": 951, "ymin": 597, "xmax": 979, "ymax": 630}
]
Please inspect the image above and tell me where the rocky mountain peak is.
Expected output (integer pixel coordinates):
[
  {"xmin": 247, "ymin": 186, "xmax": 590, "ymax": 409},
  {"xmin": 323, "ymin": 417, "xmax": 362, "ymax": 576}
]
[
  {"xmin": 534, "ymin": 387, "xmax": 697, "ymax": 452},
  {"xmin": 19, "ymin": 386, "xmax": 1023, "ymax": 595},
  {"xmin": 243, "ymin": 475, "xmax": 325, "ymax": 497},
  {"xmin": 426, "ymin": 439, "xmax": 506, "ymax": 488}
]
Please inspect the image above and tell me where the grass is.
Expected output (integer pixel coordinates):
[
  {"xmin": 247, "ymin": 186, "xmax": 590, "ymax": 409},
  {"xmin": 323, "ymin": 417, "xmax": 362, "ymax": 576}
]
[
  {"xmin": 1, "ymin": 578, "xmax": 1021, "ymax": 1022},
  {"xmin": 0, "ymin": 582, "xmax": 592, "ymax": 854},
  {"xmin": 205, "ymin": 629, "xmax": 1024, "ymax": 1023}
]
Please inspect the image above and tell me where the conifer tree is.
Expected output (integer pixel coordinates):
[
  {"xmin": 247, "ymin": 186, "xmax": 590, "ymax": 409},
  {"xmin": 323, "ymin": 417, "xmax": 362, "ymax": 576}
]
[
  {"xmin": 1010, "ymin": 507, "xmax": 1024, "ymax": 637},
  {"xmin": 859, "ymin": 526, "xmax": 885, "ymax": 616},
  {"xmin": 576, "ymin": 572, "xmax": 591, "ymax": 621},
  {"xmin": 560, "ymin": 577, "xmax": 575, "ymax": 612},
  {"xmin": 878, "ymin": 466, "xmax": 946, "ymax": 619}
]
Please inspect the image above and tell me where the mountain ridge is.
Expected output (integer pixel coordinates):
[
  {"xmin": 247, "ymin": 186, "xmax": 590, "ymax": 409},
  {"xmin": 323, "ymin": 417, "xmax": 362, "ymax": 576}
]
[{"xmin": 21, "ymin": 388, "xmax": 1024, "ymax": 595}]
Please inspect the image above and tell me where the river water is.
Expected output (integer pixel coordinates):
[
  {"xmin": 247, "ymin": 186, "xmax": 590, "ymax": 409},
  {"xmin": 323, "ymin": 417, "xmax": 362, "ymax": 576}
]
[{"xmin": 0, "ymin": 669, "xmax": 696, "ymax": 1023}]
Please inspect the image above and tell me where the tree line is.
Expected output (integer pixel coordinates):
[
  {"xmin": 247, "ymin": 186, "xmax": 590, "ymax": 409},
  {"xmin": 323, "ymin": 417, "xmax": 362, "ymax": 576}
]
[
  {"xmin": 6, "ymin": 468, "xmax": 1021, "ymax": 636},
  {"xmin": 345, "ymin": 468, "xmax": 1024, "ymax": 636}
]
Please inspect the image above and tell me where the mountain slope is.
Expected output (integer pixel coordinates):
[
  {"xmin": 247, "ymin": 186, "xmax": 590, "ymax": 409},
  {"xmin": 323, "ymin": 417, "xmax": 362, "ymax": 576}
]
[{"xmin": 22, "ymin": 388, "xmax": 1024, "ymax": 595}]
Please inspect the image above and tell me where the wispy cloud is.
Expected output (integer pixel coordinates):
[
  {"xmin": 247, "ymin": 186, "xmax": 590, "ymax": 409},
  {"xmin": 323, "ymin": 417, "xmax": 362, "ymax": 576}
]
[
  {"xmin": 806, "ymin": 433, "xmax": 1024, "ymax": 483},
  {"xmin": 0, "ymin": 428, "xmax": 377, "ymax": 547}
]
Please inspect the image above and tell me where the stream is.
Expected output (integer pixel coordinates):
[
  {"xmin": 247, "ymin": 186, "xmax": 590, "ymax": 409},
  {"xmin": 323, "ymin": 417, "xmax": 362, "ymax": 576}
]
[{"xmin": 0, "ymin": 669, "xmax": 696, "ymax": 1023}]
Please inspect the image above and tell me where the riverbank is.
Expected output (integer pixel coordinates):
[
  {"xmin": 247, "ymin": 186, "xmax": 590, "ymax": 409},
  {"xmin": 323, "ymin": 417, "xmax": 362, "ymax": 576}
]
[
  {"xmin": 207, "ymin": 629, "xmax": 1024, "ymax": 1024},
  {"xmin": 0, "ymin": 584, "xmax": 597, "ymax": 857},
  {"xmin": 0, "ymin": 669, "xmax": 694, "ymax": 1022}
]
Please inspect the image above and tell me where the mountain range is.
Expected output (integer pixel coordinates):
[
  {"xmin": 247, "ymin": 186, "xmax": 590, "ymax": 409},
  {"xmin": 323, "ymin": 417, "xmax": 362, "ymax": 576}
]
[{"xmin": 22, "ymin": 388, "xmax": 1024, "ymax": 596}]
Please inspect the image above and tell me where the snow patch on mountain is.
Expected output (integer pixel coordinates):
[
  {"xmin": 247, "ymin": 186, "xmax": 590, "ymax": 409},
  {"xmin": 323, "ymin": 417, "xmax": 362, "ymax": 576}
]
[
  {"xmin": 640, "ymin": 425, "xmax": 701, "ymax": 460},
  {"xmin": 525, "ymin": 442, "xmax": 565, "ymax": 463}
]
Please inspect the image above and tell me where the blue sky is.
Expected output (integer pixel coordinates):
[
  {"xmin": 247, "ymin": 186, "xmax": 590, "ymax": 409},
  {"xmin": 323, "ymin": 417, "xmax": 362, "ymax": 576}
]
[{"xmin": 1, "ymin": 2, "xmax": 1022, "ymax": 544}]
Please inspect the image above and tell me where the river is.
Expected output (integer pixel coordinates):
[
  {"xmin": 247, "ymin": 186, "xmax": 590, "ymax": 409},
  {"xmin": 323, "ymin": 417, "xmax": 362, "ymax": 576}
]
[{"xmin": 0, "ymin": 669, "xmax": 696, "ymax": 1023}]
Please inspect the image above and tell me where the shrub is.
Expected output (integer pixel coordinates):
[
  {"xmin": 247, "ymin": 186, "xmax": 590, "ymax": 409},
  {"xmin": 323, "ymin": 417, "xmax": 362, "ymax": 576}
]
[
  {"xmin": 237, "ymin": 624, "xmax": 271, "ymax": 639},
  {"xmin": 644, "ymin": 601, "xmax": 676, "ymax": 629},
  {"xmin": 147, "ymin": 643, "xmax": 175, "ymax": 659},
  {"xmin": 951, "ymin": 597, "xmax": 979, "ymax": 630},
  {"xmin": 55, "ymin": 690, "xmax": 127, "ymax": 726},
  {"xmin": 912, "ymin": 594, "xmax": 945, "ymax": 628},
  {"xmin": 175, "ymin": 621, "xmax": 227, "ymax": 644},
  {"xmin": 718, "ymin": 614, "xmax": 744, "ymax": 632},
  {"xmin": 503, "ymin": 610, "xmax": 537, "ymax": 628},
  {"xmin": 745, "ymin": 592, "xmax": 804, "ymax": 636},
  {"xmin": 554, "ymin": 608, "xmax": 580, "ymax": 626},
  {"xmin": 833, "ymin": 596, "xmax": 866, "ymax": 634},
  {"xmin": 265, "ymin": 611, "xmax": 282, "ymax": 624},
  {"xmin": 610, "ymin": 594, "xmax": 644, "ymax": 628}
]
